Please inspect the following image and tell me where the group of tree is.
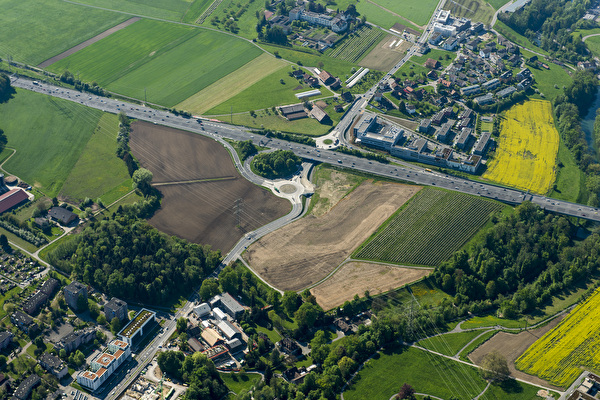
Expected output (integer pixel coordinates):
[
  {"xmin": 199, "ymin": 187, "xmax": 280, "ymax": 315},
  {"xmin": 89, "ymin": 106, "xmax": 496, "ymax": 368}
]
[
  {"xmin": 335, "ymin": 145, "xmax": 389, "ymax": 163},
  {"xmin": 46, "ymin": 211, "xmax": 221, "ymax": 305},
  {"xmin": 554, "ymin": 70, "xmax": 600, "ymax": 205},
  {"xmin": 59, "ymin": 70, "xmax": 108, "ymax": 97},
  {"xmin": 237, "ymin": 140, "xmax": 258, "ymax": 161},
  {"xmin": 252, "ymin": 149, "xmax": 301, "ymax": 178},
  {"xmin": 498, "ymin": 0, "xmax": 591, "ymax": 62},
  {"xmin": 0, "ymin": 73, "xmax": 15, "ymax": 103},
  {"xmin": 157, "ymin": 351, "xmax": 228, "ymax": 399},
  {"xmin": 115, "ymin": 112, "xmax": 139, "ymax": 178},
  {"xmin": 257, "ymin": 128, "xmax": 316, "ymax": 146}
]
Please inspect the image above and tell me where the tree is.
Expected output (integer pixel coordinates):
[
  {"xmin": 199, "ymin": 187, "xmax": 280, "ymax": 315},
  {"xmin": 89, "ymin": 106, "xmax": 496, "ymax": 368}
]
[
  {"xmin": 76, "ymin": 294, "xmax": 88, "ymax": 312},
  {"xmin": 0, "ymin": 355, "xmax": 6, "ymax": 370},
  {"xmin": 88, "ymin": 301, "xmax": 100, "ymax": 320},
  {"xmin": 282, "ymin": 291, "xmax": 300, "ymax": 315},
  {"xmin": 294, "ymin": 302, "xmax": 322, "ymax": 329},
  {"xmin": 132, "ymin": 168, "xmax": 153, "ymax": 195},
  {"xmin": 480, "ymin": 350, "xmax": 510, "ymax": 381},
  {"xmin": 157, "ymin": 350, "xmax": 184, "ymax": 378},
  {"xmin": 0, "ymin": 234, "xmax": 8, "ymax": 251},
  {"xmin": 0, "ymin": 73, "xmax": 15, "ymax": 103},
  {"xmin": 177, "ymin": 317, "xmax": 188, "ymax": 333},
  {"xmin": 97, "ymin": 314, "xmax": 107, "ymax": 325},
  {"xmin": 59, "ymin": 349, "xmax": 67, "ymax": 359},
  {"xmin": 199, "ymin": 278, "xmax": 220, "ymax": 301},
  {"xmin": 397, "ymin": 383, "xmax": 416, "ymax": 399},
  {"xmin": 337, "ymin": 356, "xmax": 356, "ymax": 379},
  {"xmin": 110, "ymin": 317, "xmax": 121, "ymax": 334}
]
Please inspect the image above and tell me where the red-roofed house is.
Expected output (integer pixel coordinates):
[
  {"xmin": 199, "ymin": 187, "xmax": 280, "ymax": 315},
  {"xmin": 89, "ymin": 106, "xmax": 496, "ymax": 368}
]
[{"xmin": 0, "ymin": 188, "xmax": 29, "ymax": 214}]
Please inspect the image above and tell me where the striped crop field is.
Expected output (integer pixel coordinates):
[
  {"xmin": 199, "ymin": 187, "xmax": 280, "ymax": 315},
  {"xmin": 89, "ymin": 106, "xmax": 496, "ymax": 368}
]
[
  {"xmin": 353, "ymin": 188, "xmax": 504, "ymax": 266},
  {"xmin": 515, "ymin": 287, "xmax": 600, "ymax": 388},
  {"xmin": 328, "ymin": 26, "xmax": 385, "ymax": 63},
  {"xmin": 483, "ymin": 99, "xmax": 559, "ymax": 194}
]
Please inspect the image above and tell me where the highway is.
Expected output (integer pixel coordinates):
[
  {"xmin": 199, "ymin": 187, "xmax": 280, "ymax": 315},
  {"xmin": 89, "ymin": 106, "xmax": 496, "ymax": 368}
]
[{"xmin": 10, "ymin": 77, "xmax": 600, "ymax": 226}]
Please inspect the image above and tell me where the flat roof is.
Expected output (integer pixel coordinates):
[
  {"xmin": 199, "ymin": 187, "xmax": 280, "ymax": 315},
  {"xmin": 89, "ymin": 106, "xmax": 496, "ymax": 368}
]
[{"xmin": 119, "ymin": 309, "xmax": 154, "ymax": 338}]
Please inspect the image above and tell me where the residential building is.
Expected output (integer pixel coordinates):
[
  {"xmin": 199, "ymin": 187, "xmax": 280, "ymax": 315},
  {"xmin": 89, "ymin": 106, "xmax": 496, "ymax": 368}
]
[
  {"xmin": 22, "ymin": 291, "xmax": 48, "ymax": 315},
  {"xmin": 0, "ymin": 331, "xmax": 12, "ymax": 351},
  {"xmin": 11, "ymin": 311, "xmax": 38, "ymax": 334},
  {"xmin": 310, "ymin": 105, "xmax": 329, "ymax": 123},
  {"xmin": 317, "ymin": 70, "xmax": 334, "ymax": 85},
  {"xmin": 424, "ymin": 58, "xmax": 440, "ymax": 69},
  {"xmin": 473, "ymin": 132, "xmax": 493, "ymax": 155},
  {"xmin": 39, "ymin": 278, "xmax": 59, "ymax": 296},
  {"xmin": 39, "ymin": 353, "xmax": 68, "ymax": 379},
  {"xmin": 77, "ymin": 340, "xmax": 131, "ymax": 391},
  {"xmin": 429, "ymin": 32, "xmax": 443, "ymax": 45},
  {"xmin": 47, "ymin": 207, "xmax": 77, "ymax": 225},
  {"xmin": 104, "ymin": 298, "xmax": 128, "ymax": 322},
  {"xmin": 63, "ymin": 281, "xmax": 87, "ymax": 311},
  {"xmin": 12, "ymin": 375, "xmax": 40, "ymax": 400},
  {"xmin": 455, "ymin": 128, "xmax": 473, "ymax": 151},
  {"xmin": 460, "ymin": 85, "xmax": 480, "ymax": 96},
  {"xmin": 288, "ymin": 7, "xmax": 348, "ymax": 32},
  {"xmin": 474, "ymin": 93, "xmax": 494, "ymax": 105},
  {"xmin": 193, "ymin": 303, "xmax": 211, "ymax": 319},
  {"xmin": 435, "ymin": 122, "xmax": 453, "ymax": 143},
  {"xmin": 433, "ymin": 22, "xmax": 456, "ymax": 37},
  {"xmin": 482, "ymin": 78, "xmax": 500, "ymax": 91},
  {"xmin": 497, "ymin": 86, "xmax": 517, "ymax": 98},
  {"xmin": 54, "ymin": 327, "xmax": 96, "ymax": 353},
  {"xmin": 441, "ymin": 37, "xmax": 458, "ymax": 51},
  {"xmin": 419, "ymin": 119, "xmax": 431, "ymax": 134},
  {"xmin": 278, "ymin": 337, "xmax": 300, "ymax": 355}
]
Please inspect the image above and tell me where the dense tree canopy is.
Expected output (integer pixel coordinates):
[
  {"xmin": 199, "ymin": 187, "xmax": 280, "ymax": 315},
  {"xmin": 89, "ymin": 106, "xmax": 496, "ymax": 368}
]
[
  {"xmin": 47, "ymin": 213, "xmax": 221, "ymax": 304},
  {"xmin": 252, "ymin": 150, "xmax": 301, "ymax": 178},
  {"xmin": 0, "ymin": 73, "xmax": 15, "ymax": 103}
]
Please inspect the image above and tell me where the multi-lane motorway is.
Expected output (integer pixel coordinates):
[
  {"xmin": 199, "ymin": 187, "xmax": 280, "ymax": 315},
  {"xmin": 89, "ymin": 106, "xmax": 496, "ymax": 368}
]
[{"xmin": 10, "ymin": 76, "xmax": 600, "ymax": 224}]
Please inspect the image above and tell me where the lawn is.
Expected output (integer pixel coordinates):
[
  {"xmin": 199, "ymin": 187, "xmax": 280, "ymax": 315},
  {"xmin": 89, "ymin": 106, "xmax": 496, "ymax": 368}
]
[
  {"xmin": 344, "ymin": 345, "xmax": 487, "ymax": 400},
  {"xmin": 177, "ymin": 53, "xmax": 287, "ymax": 115},
  {"xmin": 0, "ymin": 89, "xmax": 102, "ymax": 197},
  {"xmin": 205, "ymin": 68, "xmax": 329, "ymax": 115},
  {"xmin": 48, "ymin": 19, "xmax": 197, "ymax": 86},
  {"xmin": 526, "ymin": 59, "xmax": 572, "ymax": 103},
  {"xmin": 549, "ymin": 140, "xmax": 584, "ymax": 203},
  {"xmin": 516, "ymin": 287, "xmax": 600, "ymax": 387},
  {"xmin": 256, "ymin": 325, "xmax": 282, "ymax": 344},
  {"xmin": 486, "ymin": 0, "xmax": 511, "ymax": 9},
  {"xmin": 59, "ymin": 113, "xmax": 131, "ymax": 203},
  {"xmin": 584, "ymin": 35, "xmax": 600, "ymax": 57},
  {"xmin": 49, "ymin": 19, "xmax": 263, "ymax": 107},
  {"xmin": 225, "ymin": 109, "xmax": 333, "ymax": 135},
  {"xmin": 0, "ymin": 0, "xmax": 127, "ymax": 65},
  {"xmin": 483, "ymin": 100, "xmax": 559, "ymax": 194},
  {"xmin": 220, "ymin": 372, "xmax": 261, "ymax": 395},
  {"xmin": 379, "ymin": 278, "xmax": 452, "ymax": 310},
  {"xmin": 0, "ymin": 286, "xmax": 22, "ymax": 320},
  {"xmin": 410, "ymin": 49, "xmax": 456, "ymax": 69},
  {"xmin": 417, "ymin": 330, "xmax": 489, "ymax": 357},
  {"xmin": 369, "ymin": 0, "xmax": 438, "ymax": 26},
  {"xmin": 493, "ymin": 21, "xmax": 550, "ymax": 56},
  {"xmin": 200, "ymin": 0, "xmax": 267, "ymax": 39}
]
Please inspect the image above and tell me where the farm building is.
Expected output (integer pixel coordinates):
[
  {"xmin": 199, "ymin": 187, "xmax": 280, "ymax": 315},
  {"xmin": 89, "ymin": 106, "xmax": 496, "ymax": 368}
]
[
  {"xmin": 295, "ymin": 89, "xmax": 321, "ymax": 99},
  {"xmin": 0, "ymin": 188, "xmax": 29, "ymax": 214},
  {"xmin": 48, "ymin": 206, "xmax": 77, "ymax": 225},
  {"xmin": 317, "ymin": 70, "xmax": 335, "ymax": 85},
  {"xmin": 424, "ymin": 58, "xmax": 440, "ymax": 69},
  {"xmin": 279, "ymin": 104, "xmax": 307, "ymax": 121},
  {"xmin": 310, "ymin": 105, "xmax": 329, "ymax": 123}
]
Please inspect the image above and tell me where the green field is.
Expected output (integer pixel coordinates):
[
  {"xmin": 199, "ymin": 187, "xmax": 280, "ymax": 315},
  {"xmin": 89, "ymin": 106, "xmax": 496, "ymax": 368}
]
[
  {"xmin": 443, "ymin": 0, "xmax": 496, "ymax": 25},
  {"xmin": 524, "ymin": 56, "xmax": 572, "ymax": 102},
  {"xmin": 206, "ymin": 68, "xmax": 328, "ymax": 115},
  {"xmin": 220, "ymin": 372, "xmax": 261, "ymax": 395},
  {"xmin": 493, "ymin": 21, "xmax": 550, "ymax": 56},
  {"xmin": 356, "ymin": 1, "xmax": 406, "ymax": 30},
  {"xmin": 354, "ymin": 188, "xmax": 504, "ymax": 266},
  {"xmin": 550, "ymin": 141, "xmax": 584, "ymax": 203},
  {"xmin": 260, "ymin": 44, "xmax": 357, "ymax": 78},
  {"xmin": 344, "ymin": 346, "xmax": 487, "ymax": 400},
  {"xmin": 0, "ymin": 89, "xmax": 102, "ymax": 197},
  {"xmin": 59, "ymin": 114, "xmax": 131, "ymax": 202},
  {"xmin": 199, "ymin": 0, "xmax": 266, "ymax": 39},
  {"xmin": 417, "ymin": 330, "xmax": 488, "ymax": 357},
  {"xmin": 368, "ymin": 0, "xmax": 438, "ymax": 26},
  {"xmin": 584, "ymin": 35, "xmax": 600, "ymax": 57},
  {"xmin": 328, "ymin": 25, "xmax": 385, "ymax": 63},
  {"xmin": 0, "ymin": 0, "xmax": 126, "ymax": 65},
  {"xmin": 486, "ymin": 0, "xmax": 511, "ymax": 9},
  {"xmin": 49, "ymin": 19, "xmax": 262, "ymax": 106},
  {"xmin": 66, "ymin": 0, "xmax": 209, "ymax": 22}
]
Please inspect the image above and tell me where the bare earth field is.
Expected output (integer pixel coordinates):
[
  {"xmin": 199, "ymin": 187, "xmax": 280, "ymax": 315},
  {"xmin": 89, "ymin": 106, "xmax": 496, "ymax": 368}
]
[
  {"xmin": 244, "ymin": 181, "xmax": 421, "ymax": 291},
  {"xmin": 129, "ymin": 121, "xmax": 290, "ymax": 252},
  {"xmin": 359, "ymin": 35, "xmax": 409, "ymax": 71},
  {"xmin": 311, "ymin": 170, "xmax": 363, "ymax": 217},
  {"xmin": 469, "ymin": 315, "xmax": 565, "ymax": 391},
  {"xmin": 311, "ymin": 262, "xmax": 431, "ymax": 310}
]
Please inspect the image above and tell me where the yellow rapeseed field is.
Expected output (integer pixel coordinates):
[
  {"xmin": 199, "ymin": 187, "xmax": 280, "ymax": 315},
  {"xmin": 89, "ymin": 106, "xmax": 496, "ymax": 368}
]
[
  {"xmin": 483, "ymin": 99, "xmax": 559, "ymax": 194},
  {"xmin": 515, "ymin": 287, "xmax": 600, "ymax": 387}
]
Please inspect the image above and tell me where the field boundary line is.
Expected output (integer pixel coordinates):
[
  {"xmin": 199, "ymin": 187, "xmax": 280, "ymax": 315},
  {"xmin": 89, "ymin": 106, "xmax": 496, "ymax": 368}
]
[
  {"xmin": 237, "ymin": 257, "xmax": 283, "ymax": 294},
  {"xmin": 153, "ymin": 176, "xmax": 236, "ymax": 186},
  {"xmin": 196, "ymin": 0, "xmax": 224, "ymax": 24},
  {"xmin": 454, "ymin": 328, "xmax": 496, "ymax": 358},
  {"xmin": 0, "ymin": 148, "xmax": 17, "ymax": 173},
  {"xmin": 364, "ymin": 0, "xmax": 424, "ymax": 30}
]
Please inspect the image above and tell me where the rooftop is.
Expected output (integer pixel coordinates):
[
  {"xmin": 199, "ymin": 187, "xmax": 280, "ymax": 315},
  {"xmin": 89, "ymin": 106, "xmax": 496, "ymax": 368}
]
[{"xmin": 119, "ymin": 309, "xmax": 153, "ymax": 338}]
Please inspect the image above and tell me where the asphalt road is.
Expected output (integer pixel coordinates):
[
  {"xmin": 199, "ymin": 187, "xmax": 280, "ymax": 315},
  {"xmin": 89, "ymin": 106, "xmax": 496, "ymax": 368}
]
[{"xmin": 10, "ymin": 77, "xmax": 600, "ymax": 225}]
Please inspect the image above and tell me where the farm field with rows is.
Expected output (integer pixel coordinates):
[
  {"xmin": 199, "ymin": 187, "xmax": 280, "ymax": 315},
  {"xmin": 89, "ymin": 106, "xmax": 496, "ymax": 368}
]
[
  {"xmin": 483, "ymin": 100, "xmax": 559, "ymax": 194},
  {"xmin": 327, "ymin": 26, "xmax": 385, "ymax": 63},
  {"xmin": 353, "ymin": 188, "xmax": 504, "ymax": 266},
  {"xmin": 515, "ymin": 287, "xmax": 600, "ymax": 387}
]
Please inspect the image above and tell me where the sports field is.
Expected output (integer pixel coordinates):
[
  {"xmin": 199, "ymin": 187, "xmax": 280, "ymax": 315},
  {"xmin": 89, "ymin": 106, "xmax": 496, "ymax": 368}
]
[
  {"xmin": 354, "ymin": 188, "xmax": 504, "ymax": 266},
  {"xmin": 0, "ymin": 89, "xmax": 102, "ymax": 197},
  {"xmin": 483, "ymin": 100, "xmax": 559, "ymax": 194},
  {"xmin": 48, "ymin": 19, "xmax": 262, "ymax": 106},
  {"xmin": 177, "ymin": 54, "xmax": 286, "ymax": 115},
  {"xmin": 205, "ymin": 68, "xmax": 327, "ymax": 115},
  {"xmin": 0, "ymin": 0, "xmax": 126, "ymax": 65},
  {"xmin": 59, "ymin": 114, "xmax": 131, "ymax": 203},
  {"xmin": 516, "ymin": 288, "xmax": 600, "ymax": 388}
]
